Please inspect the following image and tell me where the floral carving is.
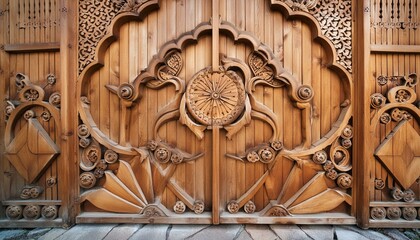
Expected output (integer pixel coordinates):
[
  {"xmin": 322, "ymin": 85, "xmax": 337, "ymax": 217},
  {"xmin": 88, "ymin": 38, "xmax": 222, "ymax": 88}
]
[
  {"xmin": 227, "ymin": 200, "xmax": 240, "ymax": 214},
  {"xmin": 193, "ymin": 200, "xmax": 205, "ymax": 214},
  {"xmin": 391, "ymin": 187, "xmax": 404, "ymax": 201},
  {"xmin": 313, "ymin": 150, "xmax": 328, "ymax": 164},
  {"xmin": 370, "ymin": 93, "xmax": 386, "ymax": 109},
  {"xmin": 370, "ymin": 207, "xmax": 386, "ymax": 220},
  {"xmin": 402, "ymin": 207, "xmax": 417, "ymax": 221},
  {"xmin": 374, "ymin": 179, "xmax": 385, "ymax": 190},
  {"xmin": 46, "ymin": 177, "xmax": 57, "ymax": 187},
  {"xmin": 5, "ymin": 101, "xmax": 15, "ymax": 120},
  {"xmin": 24, "ymin": 110, "xmax": 35, "ymax": 120},
  {"xmin": 20, "ymin": 186, "xmax": 43, "ymax": 199},
  {"xmin": 297, "ymin": 85, "xmax": 314, "ymax": 101},
  {"xmin": 379, "ymin": 112, "xmax": 391, "ymax": 124},
  {"xmin": 244, "ymin": 201, "xmax": 256, "ymax": 214},
  {"xmin": 266, "ymin": 206, "xmax": 290, "ymax": 217},
  {"xmin": 49, "ymin": 92, "xmax": 61, "ymax": 108},
  {"xmin": 6, "ymin": 205, "xmax": 23, "ymax": 220},
  {"xmin": 173, "ymin": 201, "xmax": 186, "ymax": 214},
  {"xmin": 23, "ymin": 89, "xmax": 40, "ymax": 101},
  {"xmin": 395, "ymin": 89, "xmax": 411, "ymax": 103},
  {"xmin": 326, "ymin": 169, "xmax": 338, "ymax": 180},
  {"xmin": 23, "ymin": 205, "xmax": 41, "ymax": 220},
  {"xmin": 336, "ymin": 173, "xmax": 352, "ymax": 189},
  {"xmin": 270, "ymin": 141, "xmax": 283, "ymax": 151},
  {"xmin": 247, "ymin": 151, "xmax": 260, "ymax": 163},
  {"xmin": 186, "ymin": 69, "xmax": 246, "ymax": 126},
  {"xmin": 282, "ymin": 0, "xmax": 318, "ymax": 11},
  {"xmin": 154, "ymin": 147, "xmax": 171, "ymax": 163},
  {"xmin": 104, "ymin": 149, "xmax": 119, "ymax": 164},
  {"xmin": 79, "ymin": 171, "xmax": 97, "ymax": 189},
  {"xmin": 78, "ymin": 124, "xmax": 91, "ymax": 138},
  {"xmin": 41, "ymin": 111, "xmax": 51, "ymax": 121},
  {"xmin": 258, "ymin": 147, "xmax": 276, "ymax": 163},
  {"xmin": 386, "ymin": 207, "xmax": 401, "ymax": 220},
  {"xmin": 341, "ymin": 139, "xmax": 352, "ymax": 149},
  {"xmin": 79, "ymin": 138, "xmax": 92, "ymax": 148},
  {"xmin": 403, "ymin": 189, "xmax": 415, "ymax": 203},
  {"xmin": 41, "ymin": 205, "xmax": 58, "ymax": 220},
  {"xmin": 142, "ymin": 205, "xmax": 167, "ymax": 217}
]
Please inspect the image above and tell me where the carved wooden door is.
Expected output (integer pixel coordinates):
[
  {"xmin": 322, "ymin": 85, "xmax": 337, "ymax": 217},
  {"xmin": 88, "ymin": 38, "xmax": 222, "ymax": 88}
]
[{"xmin": 73, "ymin": 0, "xmax": 355, "ymax": 224}]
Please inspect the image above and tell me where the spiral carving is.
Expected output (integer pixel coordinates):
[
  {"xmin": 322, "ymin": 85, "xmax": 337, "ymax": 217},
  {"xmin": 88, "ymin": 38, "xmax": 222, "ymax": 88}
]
[
  {"xmin": 386, "ymin": 207, "xmax": 401, "ymax": 220},
  {"xmin": 331, "ymin": 146, "xmax": 352, "ymax": 172},
  {"xmin": 104, "ymin": 149, "xmax": 119, "ymax": 164},
  {"xmin": 374, "ymin": 179, "xmax": 385, "ymax": 190},
  {"xmin": 370, "ymin": 207, "xmax": 386, "ymax": 220},
  {"xmin": 341, "ymin": 125, "xmax": 353, "ymax": 139},
  {"xmin": 24, "ymin": 110, "xmax": 35, "ymax": 120},
  {"xmin": 42, "ymin": 205, "xmax": 58, "ymax": 220},
  {"xmin": 336, "ymin": 173, "xmax": 352, "ymax": 189},
  {"xmin": 79, "ymin": 172, "xmax": 97, "ymax": 189},
  {"xmin": 79, "ymin": 138, "xmax": 92, "ymax": 148},
  {"xmin": 391, "ymin": 108, "xmax": 404, "ymax": 122},
  {"xmin": 80, "ymin": 143, "xmax": 101, "ymax": 171},
  {"xmin": 297, "ymin": 85, "xmax": 314, "ymax": 101},
  {"xmin": 41, "ymin": 111, "xmax": 51, "ymax": 121},
  {"xmin": 312, "ymin": 150, "xmax": 328, "ymax": 164},
  {"xmin": 227, "ymin": 200, "xmax": 240, "ymax": 213},
  {"xmin": 78, "ymin": 124, "xmax": 91, "ymax": 138},
  {"xmin": 391, "ymin": 187, "xmax": 404, "ymax": 201},
  {"xmin": 380, "ymin": 112, "xmax": 391, "ymax": 124},
  {"xmin": 6, "ymin": 205, "xmax": 23, "ymax": 220},
  {"xmin": 193, "ymin": 200, "xmax": 205, "ymax": 214},
  {"xmin": 173, "ymin": 201, "xmax": 186, "ymax": 214},
  {"xmin": 403, "ymin": 189, "xmax": 415, "ymax": 203},
  {"xmin": 118, "ymin": 83, "xmax": 135, "ymax": 101},
  {"xmin": 370, "ymin": 93, "xmax": 386, "ymax": 109},
  {"xmin": 244, "ymin": 201, "xmax": 256, "ymax": 214},
  {"xmin": 23, "ymin": 205, "xmax": 41, "ymax": 220},
  {"xmin": 49, "ymin": 92, "xmax": 61, "ymax": 108},
  {"xmin": 402, "ymin": 207, "xmax": 417, "ymax": 221}
]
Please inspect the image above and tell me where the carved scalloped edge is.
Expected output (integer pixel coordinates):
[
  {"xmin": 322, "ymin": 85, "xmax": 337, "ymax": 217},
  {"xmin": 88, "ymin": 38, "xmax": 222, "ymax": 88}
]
[{"xmin": 370, "ymin": 103, "xmax": 420, "ymax": 130}]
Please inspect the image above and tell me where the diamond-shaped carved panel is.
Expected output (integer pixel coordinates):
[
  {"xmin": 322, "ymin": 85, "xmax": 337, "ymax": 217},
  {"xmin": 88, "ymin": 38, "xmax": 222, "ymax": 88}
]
[
  {"xmin": 375, "ymin": 120, "xmax": 420, "ymax": 189},
  {"xmin": 6, "ymin": 118, "xmax": 60, "ymax": 183}
]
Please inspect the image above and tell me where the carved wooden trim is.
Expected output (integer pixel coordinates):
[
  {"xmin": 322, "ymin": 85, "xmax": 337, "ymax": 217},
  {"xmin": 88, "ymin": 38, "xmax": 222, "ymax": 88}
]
[{"xmin": 273, "ymin": 0, "xmax": 352, "ymax": 72}]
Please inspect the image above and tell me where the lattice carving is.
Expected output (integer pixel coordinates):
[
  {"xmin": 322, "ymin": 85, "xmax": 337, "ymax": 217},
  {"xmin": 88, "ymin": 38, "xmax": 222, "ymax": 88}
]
[
  {"xmin": 371, "ymin": 0, "xmax": 419, "ymax": 29},
  {"xmin": 309, "ymin": 0, "xmax": 352, "ymax": 72}
]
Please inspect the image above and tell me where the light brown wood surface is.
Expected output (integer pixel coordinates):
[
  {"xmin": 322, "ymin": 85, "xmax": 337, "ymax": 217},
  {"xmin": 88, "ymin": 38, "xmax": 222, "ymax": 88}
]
[{"xmin": 0, "ymin": 0, "xmax": 418, "ymax": 228}]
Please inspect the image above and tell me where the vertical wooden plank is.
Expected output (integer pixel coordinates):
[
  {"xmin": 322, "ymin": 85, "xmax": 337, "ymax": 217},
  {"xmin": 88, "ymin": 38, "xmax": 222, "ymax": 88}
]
[
  {"xmin": 212, "ymin": 126, "xmax": 221, "ymax": 224},
  {"xmin": 354, "ymin": 0, "xmax": 371, "ymax": 229},
  {"xmin": 60, "ymin": 0, "xmax": 78, "ymax": 227}
]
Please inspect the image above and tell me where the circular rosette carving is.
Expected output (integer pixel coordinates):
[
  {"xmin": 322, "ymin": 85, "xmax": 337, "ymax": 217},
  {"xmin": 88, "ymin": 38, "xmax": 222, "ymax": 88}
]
[
  {"xmin": 170, "ymin": 153, "xmax": 183, "ymax": 164},
  {"xmin": 46, "ymin": 177, "xmax": 57, "ymax": 187},
  {"xmin": 370, "ymin": 207, "xmax": 386, "ymax": 220},
  {"xmin": 267, "ymin": 206, "xmax": 289, "ymax": 216},
  {"xmin": 49, "ymin": 92, "xmax": 61, "ymax": 108},
  {"xmin": 46, "ymin": 74, "xmax": 57, "ymax": 85},
  {"xmin": 387, "ymin": 86, "xmax": 416, "ymax": 104},
  {"xmin": 403, "ymin": 189, "xmax": 415, "ymax": 203},
  {"xmin": 391, "ymin": 187, "xmax": 404, "ymax": 201},
  {"xmin": 258, "ymin": 147, "xmax": 276, "ymax": 163},
  {"xmin": 380, "ymin": 112, "xmax": 391, "ymax": 124},
  {"xmin": 6, "ymin": 205, "xmax": 23, "ymax": 220},
  {"xmin": 341, "ymin": 125, "xmax": 353, "ymax": 139},
  {"xmin": 5, "ymin": 101, "xmax": 15, "ymax": 118},
  {"xmin": 386, "ymin": 207, "xmax": 402, "ymax": 220},
  {"xmin": 336, "ymin": 173, "xmax": 352, "ymax": 189},
  {"xmin": 323, "ymin": 160, "xmax": 334, "ymax": 171},
  {"xmin": 173, "ymin": 201, "xmax": 186, "ymax": 214},
  {"xmin": 312, "ymin": 150, "xmax": 328, "ymax": 164},
  {"xmin": 104, "ymin": 149, "xmax": 119, "ymax": 164},
  {"xmin": 42, "ymin": 205, "xmax": 58, "ymax": 220},
  {"xmin": 23, "ymin": 205, "xmax": 41, "ymax": 220},
  {"xmin": 186, "ymin": 69, "xmax": 246, "ymax": 126},
  {"xmin": 341, "ymin": 139, "xmax": 352, "ymax": 149},
  {"xmin": 79, "ymin": 172, "xmax": 97, "ymax": 189},
  {"xmin": 80, "ymin": 142, "xmax": 101, "ymax": 171},
  {"xmin": 154, "ymin": 147, "xmax": 171, "ymax": 163},
  {"xmin": 41, "ymin": 111, "xmax": 51, "ymax": 121},
  {"xmin": 402, "ymin": 207, "xmax": 417, "ymax": 221},
  {"xmin": 377, "ymin": 76, "xmax": 388, "ymax": 85},
  {"xmin": 270, "ymin": 140, "xmax": 283, "ymax": 151},
  {"xmin": 330, "ymin": 146, "xmax": 352, "ymax": 172},
  {"xmin": 78, "ymin": 124, "xmax": 91, "ymax": 138},
  {"xmin": 370, "ymin": 93, "xmax": 386, "ymax": 109},
  {"xmin": 24, "ymin": 110, "xmax": 35, "ymax": 120},
  {"xmin": 374, "ymin": 179, "xmax": 385, "ymax": 190},
  {"xmin": 79, "ymin": 138, "xmax": 91, "ymax": 148},
  {"xmin": 22, "ymin": 88, "xmax": 42, "ymax": 102},
  {"xmin": 193, "ymin": 200, "xmax": 205, "ymax": 214},
  {"xmin": 118, "ymin": 83, "xmax": 135, "ymax": 101},
  {"xmin": 246, "ymin": 151, "xmax": 260, "ymax": 163},
  {"xmin": 227, "ymin": 200, "xmax": 239, "ymax": 213},
  {"xmin": 297, "ymin": 85, "xmax": 314, "ymax": 102},
  {"xmin": 326, "ymin": 169, "xmax": 338, "ymax": 180},
  {"xmin": 244, "ymin": 201, "xmax": 256, "ymax": 214}
]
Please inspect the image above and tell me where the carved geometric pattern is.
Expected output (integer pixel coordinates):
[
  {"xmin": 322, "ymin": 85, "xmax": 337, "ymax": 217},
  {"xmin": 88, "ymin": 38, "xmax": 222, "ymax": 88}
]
[
  {"xmin": 5, "ymin": 118, "xmax": 60, "ymax": 183},
  {"xmin": 375, "ymin": 121, "xmax": 420, "ymax": 189},
  {"xmin": 309, "ymin": 0, "xmax": 352, "ymax": 72}
]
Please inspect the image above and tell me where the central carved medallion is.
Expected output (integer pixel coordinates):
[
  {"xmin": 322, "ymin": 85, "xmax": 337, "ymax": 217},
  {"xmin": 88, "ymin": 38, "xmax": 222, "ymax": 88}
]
[{"xmin": 186, "ymin": 68, "xmax": 246, "ymax": 126}]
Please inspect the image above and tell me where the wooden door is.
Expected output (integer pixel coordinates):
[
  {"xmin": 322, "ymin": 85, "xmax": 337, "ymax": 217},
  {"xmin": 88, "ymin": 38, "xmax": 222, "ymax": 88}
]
[
  {"xmin": 1, "ymin": 0, "xmax": 418, "ymax": 228},
  {"xmin": 75, "ymin": 0, "xmax": 354, "ymax": 224}
]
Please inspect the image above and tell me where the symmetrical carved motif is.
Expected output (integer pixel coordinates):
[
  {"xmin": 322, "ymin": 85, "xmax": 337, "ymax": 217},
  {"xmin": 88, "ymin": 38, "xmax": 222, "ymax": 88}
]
[
  {"xmin": 5, "ymin": 205, "xmax": 23, "ymax": 220},
  {"xmin": 281, "ymin": 0, "xmax": 318, "ymax": 11},
  {"xmin": 5, "ymin": 204, "xmax": 59, "ymax": 220},
  {"xmin": 371, "ymin": 0, "xmax": 419, "ymax": 29},
  {"xmin": 371, "ymin": 206, "xmax": 420, "ymax": 221},
  {"xmin": 20, "ymin": 186, "xmax": 43, "ymax": 199},
  {"xmin": 5, "ymin": 74, "xmax": 61, "ymax": 183}
]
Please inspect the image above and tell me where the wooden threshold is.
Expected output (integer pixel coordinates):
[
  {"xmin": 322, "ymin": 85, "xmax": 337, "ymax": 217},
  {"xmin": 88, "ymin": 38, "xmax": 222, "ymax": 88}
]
[
  {"xmin": 4, "ymin": 42, "xmax": 60, "ymax": 53},
  {"xmin": 220, "ymin": 213, "xmax": 356, "ymax": 225},
  {"xmin": 371, "ymin": 44, "xmax": 420, "ymax": 53},
  {"xmin": 2, "ymin": 200, "xmax": 62, "ymax": 205},
  {"xmin": 0, "ymin": 218, "xmax": 63, "ymax": 228},
  {"xmin": 369, "ymin": 220, "xmax": 420, "ymax": 228},
  {"xmin": 76, "ymin": 212, "xmax": 213, "ymax": 224},
  {"xmin": 370, "ymin": 201, "xmax": 420, "ymax": 207}
]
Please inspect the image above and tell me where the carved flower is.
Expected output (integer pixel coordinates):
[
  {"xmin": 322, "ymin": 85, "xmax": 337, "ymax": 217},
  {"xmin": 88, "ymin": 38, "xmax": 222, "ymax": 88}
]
[
  {"xmin": 154, "ymin": 147, "xmax": 171, "ymax": 163},
  {"xmin": 258, "ymin": 147, "xmax": 276, "ymax": 163},
  {"xmin": 173, "ymin": 201, "xmax": 186, "ymax": 214},
  {"xmin": 341, "ymin": 139, "xmax": 352, "ymax": 149},
  {"xmin": 403, "ymin": 189, "xmax": 415, "ymax": 203},
  {"xmin": 193, "ymin": 200, "xmax": 204, "ymax": 214},
  {"xmin": 270, "ymin": 140, "xmax": 283, "ymax": 151},
  {"xmin": 227, "ymin": 200, "xmax": 239, "ymax": 213},
  {"xmin": 79, "ymin": 172, "xmax": 96, "ymax": 189},
  {"xmin": 391, "ymin": 187, "xmax": 404, "ymax": 201},
  {"xmin": 380, "ymin": 112, "xmax": 391, "ymax": 124},
  {"xmin": 104, "ymin": 149, "xmax": 119, "ymax": 164},
  {"xmin": 395, "ymin": 89, "xmax": 410, "ymax": 102},
  {"xmin": 374, "ymin": 179, "xmax": 385, "ymax": 190},
  {"xmin": 336, "ymin": 173, "xmax": 352, "ymax": 189},
  {"xmin": 6, "ymin": 205, "xmax": 22, "ymax": 220},
  {"xmin": 370, "ymin": 207, "xmax": 386, "ymax": 220},
  {"xmin": 170, "ymin": 153, "xmax": 183, "ymax": 164},
  {"xmin": 386, "ymin": 207, "xmax": 401, "ymax": 220},
  {"xmin": 326, "ymin": 169, "xmax": 338, "ymax": 180},
  {"xmin": 312, "ymin": 150, "xmax": 328, "ymax": 164},
  {"xmin": 244, "ymin": 201, "xmax": 256, "ymax": 214},
  {"xmin": 24, "ymin": 110, "xmax": 35, "ymax": 120},
  {"xmin": 246, "ymin": 151, "xmax": 260, "ymax": 163},
  {"xmin": 24, "ymin": 89, "xmax": 40, "ymax": 101},
  {"xmin": 402, "ymin": 207, "xmax": 417, "ymax": 220}
]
